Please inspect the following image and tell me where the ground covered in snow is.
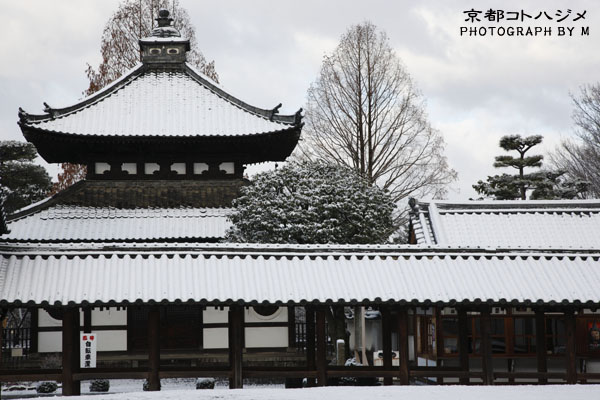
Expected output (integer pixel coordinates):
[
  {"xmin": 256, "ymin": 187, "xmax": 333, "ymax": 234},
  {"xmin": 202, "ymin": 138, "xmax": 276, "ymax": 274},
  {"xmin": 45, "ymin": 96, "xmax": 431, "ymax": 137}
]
[{"xmin": 4, "ymin": 382, "xmax": 600, "ymax": 400}]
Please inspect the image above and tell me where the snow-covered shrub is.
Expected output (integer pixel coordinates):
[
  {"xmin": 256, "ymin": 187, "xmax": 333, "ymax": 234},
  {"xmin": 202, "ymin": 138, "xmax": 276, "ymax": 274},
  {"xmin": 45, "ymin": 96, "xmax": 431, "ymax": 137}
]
[
  {"xmin": 196, "ymin": 377, "xmax": 215, "ymax": 389},
  {"xmin": 89, "ymin": 379, "xmax": 110, "ymax": 392},
  {"xmin": 36, "ymin": 381, "xmax": 58, "ymax": 393},
  {"xmin": 227, "ymin": 161, "xmax": 396, "ymax": 244}
]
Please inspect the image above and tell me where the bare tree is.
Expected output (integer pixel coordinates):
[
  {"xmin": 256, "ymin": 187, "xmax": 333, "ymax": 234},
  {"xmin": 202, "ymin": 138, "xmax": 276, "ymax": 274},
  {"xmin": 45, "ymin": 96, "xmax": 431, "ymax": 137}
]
[
  {"xmin": 298, "ymin": 22, "xmax": 456, "ymax": 210},
  {"xmin": 551, "ymin": 84, "xmax": 600, "ymax": 197},
  {"xmin": 58, "ymin": 0, "xmax": 218, "ymax": 189},
  {"xmin": 85, "ymin": 0, "xmax": 218, "ymax": 95}
]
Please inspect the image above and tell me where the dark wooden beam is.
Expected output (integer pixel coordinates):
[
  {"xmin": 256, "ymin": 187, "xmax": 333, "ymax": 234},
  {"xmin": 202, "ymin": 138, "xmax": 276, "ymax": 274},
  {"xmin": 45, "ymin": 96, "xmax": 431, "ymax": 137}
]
[
  {"xmin": 62, "ymin": 307, "xmax": 81, "ymax": 396},
  {"xmin": 288, "ymin": 306, "xmax": 295, "ymax": 349},
  {"xmin": 83, "ymin": 307, "xmax": 92, "ymax": 333},
  {"xmin": 435, "ymin": 307, "xmax": 444, "ymax": 384},
  {"xmin": 458, "ymin": 308, "xmax": 470, "ymax": 385},
  {"xmin": 316, "ymin": 308, "xmax": 327, "ymax": 386},
  {"xmin": 147, "ymin": 306, "xmax": 161, "ymax": 391},
  {"xmin": 535, "ymin": 308, "xmax": 547, "ymax": 384},
  {"xmin": 398, "ymin": 306, "xmax": 410, "ymax": 385},
  {"xmin": 565, "ymin": 308, "xmax": 577, "ymax": 384},
  {"xmin": 381, "ymin": 307, "xmax": 392, "ymax": 385},
  {"xmin": 229, "ymin": 305, "xmax": 244, "ymax": 389},
  {"xmin": 480, "ymin": 307, "xmax": 493, "ymax": 385},
  {"xmin": 305, "ymin": 307, "xmax": 316, "ymax": 387}
]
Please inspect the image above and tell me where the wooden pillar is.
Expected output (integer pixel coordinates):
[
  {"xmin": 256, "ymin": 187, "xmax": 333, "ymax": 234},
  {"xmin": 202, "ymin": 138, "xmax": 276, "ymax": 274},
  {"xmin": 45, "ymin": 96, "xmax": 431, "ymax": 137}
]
[
  {"xmin": 381, "ymin": 307, "xmax": 392, "ymax": 385},
  {"xmin": 535, "ymin": 308, "xmax": 547, "ymax": 384},
  {"xmin": 565, "ymin": 308, "xmax": 577, "ymax": 384},
  {"xmin": 229, "ymin": 305, "xmax": 244, "ymax": 389},
  {"xmin": 288, "ymin": 306, "xmax": 295, "ymax": 349},
  {"xmin": 435, "ymin": 307, "xmax": 444, "ymax": 384},
  {"xmin": 398, "ymin": 306, "xmax": 410, "ymax": 385},
  {"xmin": 480, "ymin": 307, "xmax": 493, "ymax": 385},
  {"xmin": 62, "ymin": 307, "xmax": 81, "ymax": 396},
  {"xmin": 147, "ymin": 306, "xmax": 160, "ymax": 391},
  {"xmin": 316, "ymin": 308, "xmax": 327, "ymax": 386},
  {"xmin": 305, "ymin": 307, "xmax": 316, "ymax": 387},
  {"xmin": 83, "ymin": 307, "xmax": 92, "ymax": 333},
  {"xmin": 458, "ymin": 308, "xmax": 470, "ymax": 385}
]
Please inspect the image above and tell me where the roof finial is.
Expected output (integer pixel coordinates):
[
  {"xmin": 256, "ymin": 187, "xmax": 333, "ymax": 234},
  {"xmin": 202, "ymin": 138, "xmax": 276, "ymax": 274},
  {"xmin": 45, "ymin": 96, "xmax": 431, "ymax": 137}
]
[
  {"xmin": 156, "ymin": 8, "xmax": 173, "ymax": 28},
  {"xmin": 151, "ymin": 8, "xmax": 180, "ymax": 38}
]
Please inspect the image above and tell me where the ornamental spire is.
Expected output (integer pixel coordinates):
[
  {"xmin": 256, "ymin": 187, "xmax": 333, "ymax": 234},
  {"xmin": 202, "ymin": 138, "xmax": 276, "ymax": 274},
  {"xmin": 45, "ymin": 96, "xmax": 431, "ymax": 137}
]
[{"xmin": 151, "ymin": 8, "xmax": 180, "ymax": 38}]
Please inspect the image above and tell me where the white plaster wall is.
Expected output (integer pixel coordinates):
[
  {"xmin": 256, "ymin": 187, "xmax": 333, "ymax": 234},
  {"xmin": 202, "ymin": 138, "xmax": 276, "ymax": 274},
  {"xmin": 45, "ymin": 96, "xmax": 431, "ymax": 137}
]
[
  {"xmin": 245, "ymin": 327, "xmax": 288, "ymax": 348},
  {"xmin": 38, "ymin": 309, "xmax": 63, "ymax": 327},
  {"xmin": 203, "ymin": 307, "xmax": 229, "ymax": 323},
  {"xmin": 38, "ymin": 332, "xmax": 62, "ymax": 352},
  {"xmin": 95, "ymin": 330, "xmax": 127, "ymax": 351},
  {"xmin": 203, "ymin": 328, "xmax": 228, "ymax": 349},
  {"xmin": 92, "ymin": 308, "xmax": 126, "ymax": 325},
  {"xmin": 38, "ymin": 308, "xmax": 127, "ymax": 352},
  {"xmin": 245, "ymin": 307, "xmax": 287, "ymax": 323}
]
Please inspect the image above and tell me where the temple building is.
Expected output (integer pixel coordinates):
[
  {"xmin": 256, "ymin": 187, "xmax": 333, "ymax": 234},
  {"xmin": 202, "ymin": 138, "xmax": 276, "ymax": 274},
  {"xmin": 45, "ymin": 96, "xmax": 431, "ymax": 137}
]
[{"xmin": 1, "ymin": 9, "xmax": 600, "ymax": 395}]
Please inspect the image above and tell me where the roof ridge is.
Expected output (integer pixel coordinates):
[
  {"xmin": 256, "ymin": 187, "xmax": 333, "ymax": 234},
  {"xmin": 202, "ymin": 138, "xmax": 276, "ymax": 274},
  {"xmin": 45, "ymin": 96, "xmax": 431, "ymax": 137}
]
[{"xmin": 183, "ymin": 63, "xmax": 302, "ymax": 125}]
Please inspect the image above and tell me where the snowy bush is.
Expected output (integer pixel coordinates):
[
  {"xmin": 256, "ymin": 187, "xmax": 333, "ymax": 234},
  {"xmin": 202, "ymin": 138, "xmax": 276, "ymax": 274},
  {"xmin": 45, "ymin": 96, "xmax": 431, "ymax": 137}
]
[
  {"xmin": 227, "ymin": 161, "xmax": 395, "ymax": 244},
  {"xmin": 196, "ymin": 377, "xmax": 215, "ymax": 389},
  {"xmin": 89, "ymin": 379, "xmax": 110, "ymax": 392},
  {"xmin": 36, "ymin": 381, "xmax": 58, "ymax": 393}
]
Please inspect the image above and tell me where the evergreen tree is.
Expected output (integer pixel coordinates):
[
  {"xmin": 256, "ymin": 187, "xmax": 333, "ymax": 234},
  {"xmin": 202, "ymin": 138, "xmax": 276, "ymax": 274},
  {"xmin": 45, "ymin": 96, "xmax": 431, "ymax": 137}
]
[
  {"xmin": 473, "ymin": 135, "xmax": 587, "ymax": 200},
  {"xmin": 0, "ymin": 141, "xmax": 52, "ymax": 214},
  {"xmin": 227, "ymin": 161, "xmax": 395, "ymax": 244}
]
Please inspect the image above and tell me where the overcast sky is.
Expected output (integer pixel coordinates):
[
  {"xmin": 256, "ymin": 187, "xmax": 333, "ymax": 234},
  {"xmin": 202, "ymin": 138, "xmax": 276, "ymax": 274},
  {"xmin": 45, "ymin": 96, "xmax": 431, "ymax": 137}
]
[{"xmin": 1, "ymin": 0, "xmax": 599, "ymax": 200}]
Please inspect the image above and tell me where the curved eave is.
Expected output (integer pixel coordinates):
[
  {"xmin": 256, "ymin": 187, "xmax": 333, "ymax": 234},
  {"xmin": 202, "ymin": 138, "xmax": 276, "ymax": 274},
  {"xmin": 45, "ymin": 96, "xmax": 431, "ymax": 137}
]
[
  {"xmin": 18, "ymin": 63, "xmax": 302, "ymax": 128},
  {"xmin": 21, "ymin": 123, "xmax": 302, "ymax": 164},
  {"xmin": 18, "ymin": 64, "xmax": 147, "ymax": 123}
]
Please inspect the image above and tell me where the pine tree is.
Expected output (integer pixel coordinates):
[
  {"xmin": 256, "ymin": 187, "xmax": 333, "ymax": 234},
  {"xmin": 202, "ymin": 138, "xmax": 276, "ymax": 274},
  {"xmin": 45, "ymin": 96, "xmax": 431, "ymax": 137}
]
[
  {"xmin": 0, "ymin": 141, "xmax": 52, "ymax": 214},
  {"xmin": 473, "ymin": 135, "xmax": 587, "ymax": 200}
]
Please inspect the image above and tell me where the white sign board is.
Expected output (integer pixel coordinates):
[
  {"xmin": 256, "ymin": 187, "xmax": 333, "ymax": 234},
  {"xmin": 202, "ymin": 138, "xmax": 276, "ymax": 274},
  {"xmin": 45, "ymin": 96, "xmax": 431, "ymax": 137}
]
[{"xmin": 80, "ymin": 332, "xmax": 97, "ymax": 368}]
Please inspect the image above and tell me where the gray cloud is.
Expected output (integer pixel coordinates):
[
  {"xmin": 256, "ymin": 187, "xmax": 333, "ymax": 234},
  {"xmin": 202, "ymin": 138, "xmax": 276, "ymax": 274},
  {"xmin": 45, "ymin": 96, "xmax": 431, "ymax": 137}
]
[{"xmin": 1, "ymin": 0, "xmax": 598, "ymax": 200}]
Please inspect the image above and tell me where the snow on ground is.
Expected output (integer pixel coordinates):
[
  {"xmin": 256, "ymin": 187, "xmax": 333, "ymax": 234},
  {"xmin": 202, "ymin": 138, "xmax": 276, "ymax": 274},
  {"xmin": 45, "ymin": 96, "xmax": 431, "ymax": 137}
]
[{"xmin": 5, "ymin": 384, "xmax": 600, "ymax": 400}]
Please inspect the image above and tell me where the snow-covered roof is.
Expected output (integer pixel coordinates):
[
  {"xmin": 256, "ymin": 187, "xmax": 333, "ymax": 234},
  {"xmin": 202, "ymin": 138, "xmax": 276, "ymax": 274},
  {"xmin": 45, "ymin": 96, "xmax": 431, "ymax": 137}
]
[
  {"xmin": 2, "ymin": 205, "xmax": 231, "ymax": 242},
  {"xmin": 409, "ymin": 199, "xmax": 600, "ymax": 249},
  {"xmin": 24, "ymin": 64, "xmax": 295, "ymax": 138},
  {"xmin": 1, "ymin": 247, "xmax": 598, "ymax": 306}
]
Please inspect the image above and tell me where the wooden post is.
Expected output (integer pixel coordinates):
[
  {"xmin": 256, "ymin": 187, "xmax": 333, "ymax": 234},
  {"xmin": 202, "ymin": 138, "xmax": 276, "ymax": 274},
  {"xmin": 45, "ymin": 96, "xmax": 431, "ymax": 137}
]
[
  {"xmin": 458, "ymin": 308, "xmax": 470, "ymax": 385},
  {"xmin": 480, "ymin": 307, "xmax": 493, "ymax": 385},
  {"xmin": 288, "ymin": 305, "xmax": 295, "ymax": 349},
  {"xmin": 398, "ymin": 307, "xmax": 410, "ymax": 385},
  {"xmin": 147, "ymin": 306, "xmax": 160, "ymax": 391},
  {"xmin": 61, "ymin": 307, "xmax": 80, "ymax": 396},
  {"xmin": 305, "ymin": 307, "xmax": 316, "ymax": 387},
  {"xmin": 435, "ymin": 307, "xmax": 444, "ymax": 384},
  {"xmin": 83, "ymin": 307, "xmax": 92, "ymax": 333},
  {"xmin": 381, "ymin": 307, "xmax": 393, "ymax": 385},
  {"xmin": 535, "ymin": 308, "xmax": 547, "ymax": 384},
  {"xmin": 316, "ymin": 308, "xmax": 327, "ymax": 386},
  {"xmin": 229, "ymin": 305, "xmax": 244, "ymax": 389},
  {"xmin": 565, "ymin": 308, "xmax": 577, "ymax": 384}
]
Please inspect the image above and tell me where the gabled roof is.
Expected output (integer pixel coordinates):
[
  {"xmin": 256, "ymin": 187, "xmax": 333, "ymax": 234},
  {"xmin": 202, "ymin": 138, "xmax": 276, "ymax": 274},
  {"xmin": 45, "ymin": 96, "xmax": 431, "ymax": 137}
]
[
  {"xmin": 18, "ymin": 64, "xmax": 302, "ymax": 164},
  {"xmin": 1, "ymin": 245, "xmax": 598, "ymax": 307},
  {"xmin": 409, "ymin": 199, "xmax": 600, "ymax": 250}
]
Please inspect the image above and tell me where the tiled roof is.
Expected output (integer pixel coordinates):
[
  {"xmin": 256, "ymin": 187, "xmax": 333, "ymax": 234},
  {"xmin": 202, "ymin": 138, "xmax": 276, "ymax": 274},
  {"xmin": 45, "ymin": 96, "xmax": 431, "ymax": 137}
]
[
  {"xmin": 409, "ymin": 199, "xmax": 600, "ymax": 249},
  {"xmin": 1, "ymin": 248, "xmax": 598, "ymax": 306},
  {"xmin": 2, "ymin": 205, "xmax": 231, "ymax": 242},
  {"xmin": 24, "ymin": 64, "xmax": 297, "ymax": 138}
]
